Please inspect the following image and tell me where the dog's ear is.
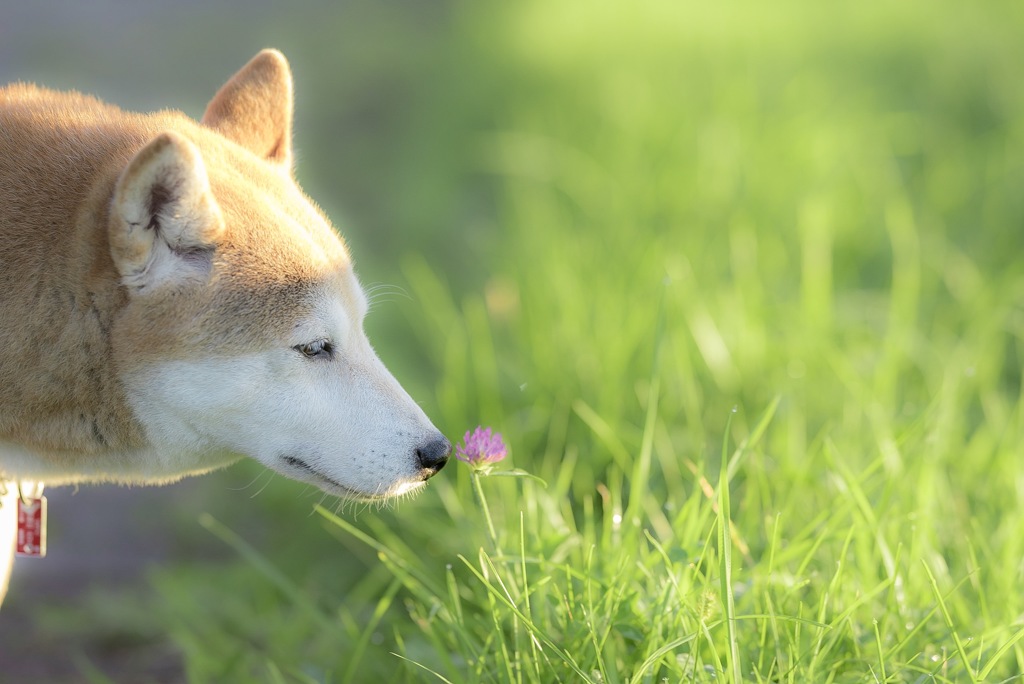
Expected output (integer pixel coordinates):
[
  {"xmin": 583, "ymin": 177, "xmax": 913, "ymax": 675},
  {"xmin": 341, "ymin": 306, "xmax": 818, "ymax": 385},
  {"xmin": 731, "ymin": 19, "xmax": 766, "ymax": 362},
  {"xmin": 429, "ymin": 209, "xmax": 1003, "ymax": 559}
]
[
  {"xmin": 202, "ymin": 49, "xmax": 293, "ymax": 169},
  {"xmin": 110, "ymin": 131, "xmax": 224, "ymax": 292}
]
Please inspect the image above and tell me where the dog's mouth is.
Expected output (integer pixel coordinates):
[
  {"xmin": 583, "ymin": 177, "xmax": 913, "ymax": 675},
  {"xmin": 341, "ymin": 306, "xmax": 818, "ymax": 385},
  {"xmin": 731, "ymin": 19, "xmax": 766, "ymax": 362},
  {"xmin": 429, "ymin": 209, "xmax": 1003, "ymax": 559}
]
[{"xmin": 279, "ymin": 455, "xmax": 424, "ymax": 501}]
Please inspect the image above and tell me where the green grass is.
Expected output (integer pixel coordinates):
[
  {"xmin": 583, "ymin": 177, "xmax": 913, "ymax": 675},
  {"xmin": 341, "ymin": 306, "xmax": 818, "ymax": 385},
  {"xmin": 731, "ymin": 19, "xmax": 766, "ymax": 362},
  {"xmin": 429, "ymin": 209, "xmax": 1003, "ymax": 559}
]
[{"xmin": 84, "ymin": 0, "xmax": 1024, "ymax": 680}]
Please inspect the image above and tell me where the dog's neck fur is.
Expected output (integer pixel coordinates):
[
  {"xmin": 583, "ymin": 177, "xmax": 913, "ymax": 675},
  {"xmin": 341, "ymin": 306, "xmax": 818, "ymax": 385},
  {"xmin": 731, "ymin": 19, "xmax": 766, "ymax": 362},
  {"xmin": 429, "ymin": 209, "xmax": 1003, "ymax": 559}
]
[{"xmin": 0, "ymin": 92, "xmax": 147, "ymax": 463}]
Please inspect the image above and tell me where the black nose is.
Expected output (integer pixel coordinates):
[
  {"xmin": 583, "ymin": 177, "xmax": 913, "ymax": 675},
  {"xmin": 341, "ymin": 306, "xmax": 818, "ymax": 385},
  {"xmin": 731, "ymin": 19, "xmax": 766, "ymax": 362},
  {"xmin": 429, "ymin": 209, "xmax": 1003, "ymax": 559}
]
[{"xmin": 416, "ymin": 436, "xmax": 451, "ymax": 477}]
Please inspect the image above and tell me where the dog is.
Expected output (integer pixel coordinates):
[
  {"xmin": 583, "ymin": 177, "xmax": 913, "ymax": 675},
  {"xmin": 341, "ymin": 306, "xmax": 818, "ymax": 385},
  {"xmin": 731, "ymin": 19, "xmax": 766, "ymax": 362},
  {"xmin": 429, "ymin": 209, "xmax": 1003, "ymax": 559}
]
[{"xmin": 0, "ymin": 50, "xmax": 451, "ymax": 605}]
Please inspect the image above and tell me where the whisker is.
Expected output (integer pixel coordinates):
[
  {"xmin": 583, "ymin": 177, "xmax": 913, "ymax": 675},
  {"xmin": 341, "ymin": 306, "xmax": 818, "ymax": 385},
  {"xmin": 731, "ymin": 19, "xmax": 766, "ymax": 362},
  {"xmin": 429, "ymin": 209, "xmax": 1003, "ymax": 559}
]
[
  {"xmin": 230, "ymin": 468, "xmax": 273, "ymax": 495},
  {"xmin": 332, "ymin": 498, "xmax": 346, "ymax": 517},
  {"xmin": 363, "ymin": 282, "xmax": 412, "ymax": 313},
  {"xmin": 249, "ymin": 471, "xmax": 277, "ymax": 498},
  {"xmin": 364, "ymin": 282, "xmax": 411, "ymax": 298}
]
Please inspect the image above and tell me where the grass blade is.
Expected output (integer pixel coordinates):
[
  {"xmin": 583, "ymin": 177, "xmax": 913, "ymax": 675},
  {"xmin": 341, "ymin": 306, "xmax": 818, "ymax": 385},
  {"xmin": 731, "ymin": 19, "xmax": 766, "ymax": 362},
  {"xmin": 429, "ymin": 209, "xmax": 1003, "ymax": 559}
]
[
  {"xmin": 719, "ymin": 408, "xmax": 743, "ymax": 682},
  {"xmin": 923, "ymin": 560, "xmax": 979, "ymax": 683}
]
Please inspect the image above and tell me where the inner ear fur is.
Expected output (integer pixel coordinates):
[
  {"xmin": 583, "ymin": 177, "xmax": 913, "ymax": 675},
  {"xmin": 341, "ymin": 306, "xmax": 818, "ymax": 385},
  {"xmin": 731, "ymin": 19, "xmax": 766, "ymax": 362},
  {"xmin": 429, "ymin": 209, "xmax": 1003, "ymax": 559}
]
[
  {"xmin": 110, "ymin": 131, "xmax": 224, "ymax": 290},
  {"xmin": 202, "ymin": 49, "xmax": 293, "ymax": 168}
]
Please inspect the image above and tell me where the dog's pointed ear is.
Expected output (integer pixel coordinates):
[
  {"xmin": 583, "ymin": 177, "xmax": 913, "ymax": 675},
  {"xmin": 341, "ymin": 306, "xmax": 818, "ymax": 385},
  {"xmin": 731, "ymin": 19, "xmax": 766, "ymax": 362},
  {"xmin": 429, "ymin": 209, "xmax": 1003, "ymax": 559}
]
[
  {"xmin": 202, "ymin": 49, "xmax": 293, "ymax": 168},
  {"xmin": 110, "ymin": 131, "xmax": 224, "ymax": 292}
]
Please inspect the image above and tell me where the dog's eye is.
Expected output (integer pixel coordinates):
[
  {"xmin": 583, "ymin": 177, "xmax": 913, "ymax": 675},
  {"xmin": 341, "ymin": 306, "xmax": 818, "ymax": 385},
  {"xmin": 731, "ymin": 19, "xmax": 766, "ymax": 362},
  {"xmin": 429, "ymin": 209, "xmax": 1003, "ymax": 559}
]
[{"xmin": 294, "ymin": 339, "xmax": 334, "ymax": 360}]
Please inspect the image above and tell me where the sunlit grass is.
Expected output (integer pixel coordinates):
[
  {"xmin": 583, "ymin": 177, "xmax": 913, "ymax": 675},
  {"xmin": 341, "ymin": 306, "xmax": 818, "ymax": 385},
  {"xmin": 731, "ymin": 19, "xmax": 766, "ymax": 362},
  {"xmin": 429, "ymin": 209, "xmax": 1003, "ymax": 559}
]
[{"xmin": 132, "ymin": 0, "xmax": 1024, "ymax": 681}]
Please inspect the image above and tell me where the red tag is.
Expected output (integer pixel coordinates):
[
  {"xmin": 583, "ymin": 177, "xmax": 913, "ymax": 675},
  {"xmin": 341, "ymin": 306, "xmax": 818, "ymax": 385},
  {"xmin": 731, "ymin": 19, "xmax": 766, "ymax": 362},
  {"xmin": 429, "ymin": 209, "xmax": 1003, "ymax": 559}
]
[{"xmin": 16, "ymin": 496, "xmax": 46, "ymax": 557}]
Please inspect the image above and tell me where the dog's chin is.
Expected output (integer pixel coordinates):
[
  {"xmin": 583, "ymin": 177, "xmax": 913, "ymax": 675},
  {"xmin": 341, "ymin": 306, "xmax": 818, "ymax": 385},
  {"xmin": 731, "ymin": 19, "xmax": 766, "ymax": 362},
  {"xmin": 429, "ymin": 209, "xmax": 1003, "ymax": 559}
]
[{"xmin": 277, "ymin": 455, "xmax": 426, "ymax": 501}]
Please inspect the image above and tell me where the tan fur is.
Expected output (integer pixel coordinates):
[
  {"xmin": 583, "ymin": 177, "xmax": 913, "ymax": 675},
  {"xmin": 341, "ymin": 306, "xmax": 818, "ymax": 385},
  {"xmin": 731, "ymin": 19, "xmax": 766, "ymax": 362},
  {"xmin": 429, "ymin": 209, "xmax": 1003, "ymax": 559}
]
[
  {"xmin": 0, "ymin": 52, "xmax": 452, "ymax": 609},
  {"xmin": 0, "ymin": 51, "xmax": 352, "ymax": 475}
]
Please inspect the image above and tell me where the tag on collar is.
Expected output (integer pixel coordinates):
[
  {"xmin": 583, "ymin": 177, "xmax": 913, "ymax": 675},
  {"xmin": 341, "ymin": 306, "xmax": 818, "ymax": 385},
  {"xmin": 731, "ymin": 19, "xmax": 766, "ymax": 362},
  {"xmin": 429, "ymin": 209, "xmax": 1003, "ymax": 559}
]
[{"xmin": 16, "ymin": 494, "xmax": 46, "ymax": 558}]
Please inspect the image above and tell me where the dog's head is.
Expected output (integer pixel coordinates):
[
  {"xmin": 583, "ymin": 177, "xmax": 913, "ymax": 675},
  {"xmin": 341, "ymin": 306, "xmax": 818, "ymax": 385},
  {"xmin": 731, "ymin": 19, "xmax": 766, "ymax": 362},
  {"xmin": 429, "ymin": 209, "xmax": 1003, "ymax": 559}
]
[{"xmin": 107, "ymin": 51, "xmax": 450, "ymax": 500}]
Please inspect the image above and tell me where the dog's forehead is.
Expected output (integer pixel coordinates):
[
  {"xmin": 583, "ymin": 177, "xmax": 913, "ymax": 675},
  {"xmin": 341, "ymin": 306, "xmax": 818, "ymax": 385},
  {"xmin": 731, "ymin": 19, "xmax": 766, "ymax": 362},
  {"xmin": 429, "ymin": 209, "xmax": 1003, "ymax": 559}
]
[
  {"xmin": 295, "ymin": 266, "xmax": 366, "ymax": 322},
  {"xmin": 216, "ymin": 171, "xmax": 348, "ymax": 265},
  {"xmin": 191, "ymin": 262, "xmax": 360, "ymax": 353}
]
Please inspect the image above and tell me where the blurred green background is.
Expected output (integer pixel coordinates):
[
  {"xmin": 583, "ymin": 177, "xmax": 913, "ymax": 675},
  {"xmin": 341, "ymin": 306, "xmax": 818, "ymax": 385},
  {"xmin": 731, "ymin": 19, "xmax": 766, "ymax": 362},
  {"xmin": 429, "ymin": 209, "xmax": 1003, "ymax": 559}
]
[{"xmin": 2, "ymin": 0, "xmax": 1024, "ymax": 681}]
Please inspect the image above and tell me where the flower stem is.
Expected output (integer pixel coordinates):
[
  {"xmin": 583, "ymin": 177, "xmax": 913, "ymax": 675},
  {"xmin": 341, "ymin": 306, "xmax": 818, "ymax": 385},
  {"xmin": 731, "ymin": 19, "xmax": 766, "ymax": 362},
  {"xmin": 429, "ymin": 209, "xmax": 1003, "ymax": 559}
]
[{"xmin": 471, "ymin": 471, "xmax": 500, "ymax": 550}]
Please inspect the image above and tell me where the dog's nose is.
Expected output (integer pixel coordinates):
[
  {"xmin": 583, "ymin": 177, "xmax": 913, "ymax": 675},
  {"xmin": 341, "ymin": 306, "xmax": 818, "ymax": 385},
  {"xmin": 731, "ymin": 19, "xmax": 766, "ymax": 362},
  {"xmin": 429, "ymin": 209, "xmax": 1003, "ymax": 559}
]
[{"xmin": 416, "ymin": 435, "xmax": 451, "ymax": 477}]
